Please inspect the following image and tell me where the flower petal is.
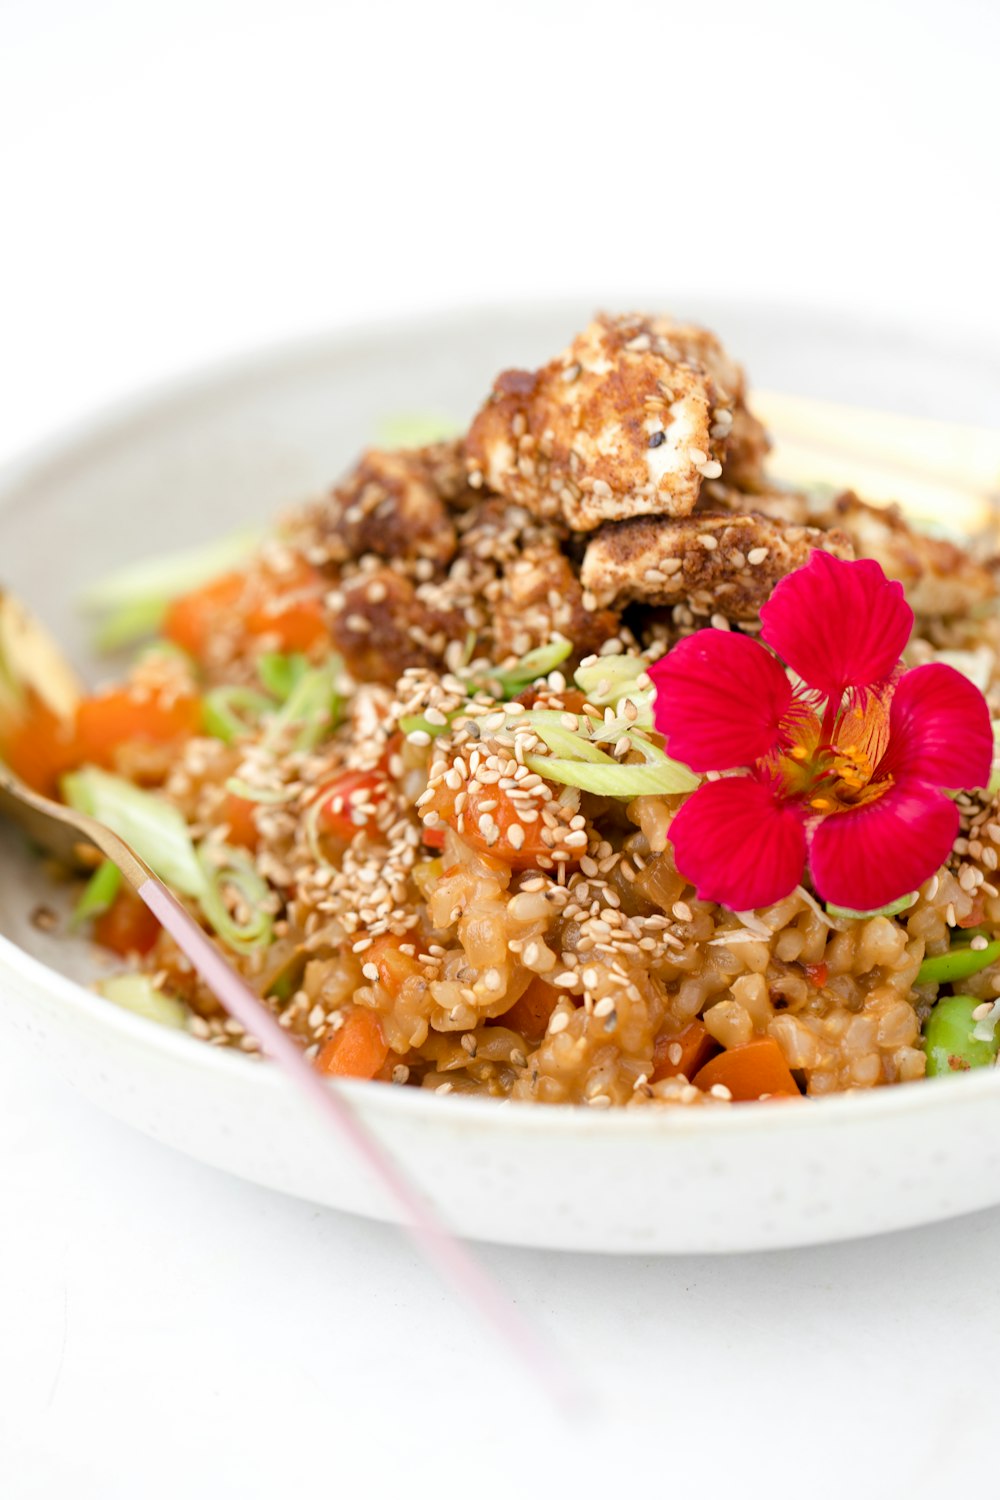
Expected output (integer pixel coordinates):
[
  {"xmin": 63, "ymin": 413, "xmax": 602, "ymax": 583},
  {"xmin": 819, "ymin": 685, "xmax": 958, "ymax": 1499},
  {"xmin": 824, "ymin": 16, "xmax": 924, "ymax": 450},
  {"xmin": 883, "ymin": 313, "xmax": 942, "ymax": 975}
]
[
  {"xmin": 877, "ymin": 662, "xmax": 993, "ymax": 790},
  {"xmin": 807, "ymin": 778, "xmax": 958, "ymax": 911},
  {"xmin": 760, "ymin": 551, "xmax": 913, "ymax": 699},
  {"xmin": 650, "ymin": 630, "xmax": 794, "ymax": 773},
  {"xmin": 669, "ymin": 776, "xmax": 807, "ymax": 911}
]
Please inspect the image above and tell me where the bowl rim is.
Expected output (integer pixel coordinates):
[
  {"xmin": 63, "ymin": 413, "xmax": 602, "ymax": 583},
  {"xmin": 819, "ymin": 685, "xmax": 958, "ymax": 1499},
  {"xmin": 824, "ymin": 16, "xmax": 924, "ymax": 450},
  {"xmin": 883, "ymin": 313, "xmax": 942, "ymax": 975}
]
[{"xmin": 4, "ymin": 296, "xmax": 1000, "ymax": 1139}]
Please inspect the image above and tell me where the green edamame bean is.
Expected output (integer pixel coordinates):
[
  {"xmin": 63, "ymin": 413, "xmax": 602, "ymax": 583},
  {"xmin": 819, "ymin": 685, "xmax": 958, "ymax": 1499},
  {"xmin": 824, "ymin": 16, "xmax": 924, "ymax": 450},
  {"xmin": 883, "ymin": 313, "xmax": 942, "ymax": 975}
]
[
  {"xmin": 923, "ymin": 994, "xmax": 999, "ymax": 1077},
  {"xmin": 916, "ymin": 939, "xmax": 1000, "ymax": 987}
]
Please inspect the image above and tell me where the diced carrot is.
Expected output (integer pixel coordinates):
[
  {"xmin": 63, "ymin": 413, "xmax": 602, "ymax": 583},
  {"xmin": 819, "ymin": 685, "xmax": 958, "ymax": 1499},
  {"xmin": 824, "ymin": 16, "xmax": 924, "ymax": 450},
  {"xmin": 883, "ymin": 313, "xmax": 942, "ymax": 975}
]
[
  {"xmin": 93, "ymin": 887, "xmax": 161, "ymax": 957},
  {"xmin": 243, "ymin": 593, "xmax": 328, "ymax": 654},
  {"xmin": 315, "ymin": 1008, "xmax": 389, "ymax": 1079},
  {"xmin": 364, "ymin": 932, "xmax": 425, "ymax": 1000},
  {"xmin": 692, "ymin": 1037, "xmax": 801, "ymax": 1102},
  {"xmin": 314, "ymin": 768, "xmax": 389, "ymax": 841},
  {"xmin": 75, "ymin": 687, "xmax": 202, "ymax": 765},
  {"xmin": 650, "ymin": 1019, "xmax": 718, "ymax": 1083},
  {"xmin": 163, "ymin": 571, "xmax": 246, "ymax": 659},
  {"xmin": 1, "ymin": 696, "xmax": 81, "ymax": 798},
  {"xmin": 423, "ymin": 780, "xmax": 567, "ymax": 872},
  {"xmin": 501, "ymin": 977, "xmax": 560, "ymax": 1041},
  {"xmin": 220, "ymin": 791, "xmax": 259, "ymax": 850},
  {"xmin": 163, "ymin": 559, "xmax": 330, "ymax": 665}
]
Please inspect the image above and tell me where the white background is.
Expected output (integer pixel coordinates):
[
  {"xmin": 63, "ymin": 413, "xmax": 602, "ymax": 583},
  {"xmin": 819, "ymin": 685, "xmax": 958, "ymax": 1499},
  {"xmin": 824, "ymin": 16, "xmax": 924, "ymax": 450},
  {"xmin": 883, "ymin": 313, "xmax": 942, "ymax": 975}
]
[{"xmin": 2, "ymin": 2, "xmax": 999, "ymax": 1496}]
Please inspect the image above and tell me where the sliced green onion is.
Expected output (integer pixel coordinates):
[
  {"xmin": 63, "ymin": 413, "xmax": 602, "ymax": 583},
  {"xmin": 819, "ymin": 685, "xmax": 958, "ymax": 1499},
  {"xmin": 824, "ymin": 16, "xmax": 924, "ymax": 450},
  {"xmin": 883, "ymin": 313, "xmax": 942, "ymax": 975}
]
[
  {"xmin": 97, "ymin": 974, "xmax": 189, "ymax": 1030},
  {"xmin": 924, "ymin": 993, "xmax": 1000, "ymax": 1075},
  {"xmin": 224, "ymin": 776, "xmax": 298, "ymax": 805},
  {"xmin": 196, "ymin": 845, "xmax": 275, "ymax": 951},
  {"xmin": 526, "ymin": 754, "xmax": 699, "ymax": 797},
  {"xmin": 587, "ymin": 690, "xmax": 656, "ymax": 743},
  {"xmin": 375, "ymin": 411, "xmax": 460, "ymax": 447},
  {"xmin": 92, "ymin": 598, "xmax": 170, "ymax": 653},
  {"xmin": 523, "ymin": 719, "xmax": 612, "ymax": 764},
  {"xmin": 257, "ymin": 651, "xmax": 311, "ymax": 702},
  {"xmin": 489, "ymin": 637, "xmax": 573, "ymax": 697},
  {"xmin": 62, "ymin": 768, "xmax": 206, "ymax": 898},
  {"xmin": 202, "ymin": 687, "xmax": 276, "ymax": 744},
  {"xmin": 70, "ymin": 859, "xmax": 122, "ymax": 931},
  {"xmin": 826, "ymin": 892, "xmax": 918, "ymax": 921},
  {"xmin": 400, "ymin": 709, "xmax": 459, "ymax": 740},
  {"xmin": 81, "ymin": 529, "xmax": 263, "ymax": 651},
  {"xmin": 263, "ymin": 657, "xmax": 343, "ymax": 753},
  {"xmin": 917, "ymin": 939, "xmax": 1000, "ymax": 987},
  {"xmin": 574, "ymin": 654, "xmax": 651, "ymax": 706}
]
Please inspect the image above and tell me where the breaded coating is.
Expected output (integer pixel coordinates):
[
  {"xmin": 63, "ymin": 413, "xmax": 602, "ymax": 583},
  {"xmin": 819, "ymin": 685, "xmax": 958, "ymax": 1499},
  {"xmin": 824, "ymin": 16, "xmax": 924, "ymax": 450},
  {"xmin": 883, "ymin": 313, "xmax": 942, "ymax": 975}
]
[
  {"xmin": 327, "ymin": 568, "xmax": 465, "ymax": 685},
  {"xmin": 822, "ymin": 491, "xmax": 997, "ymax": 618},
  {"xmin": 696, "ymin": 478, "xmax": 812, "ymax": 526},
  {"xmin": 441, "ymin": 499, "xmax": 620, "ymax": 662},
  {"xmin": 466, "ymin": 313, "xmax": 739, "ymax": 531},
  {"xmin": 647, "ymin": 319, "xmax": 770, "ymax": 490},
  {"xmin": 580, "ymin": 512, "xmax": 854, "ymax": 620},
  {"xmin": 491, "ymin": 541, "xmax": 621, "ymax": 662},
  {"xmin": 719, "ymin": 403, "xmax": 771, "ymax": 491},
  {"xmin": 294, "ymin": 445, "xmax": 459, "ymax": 570}
]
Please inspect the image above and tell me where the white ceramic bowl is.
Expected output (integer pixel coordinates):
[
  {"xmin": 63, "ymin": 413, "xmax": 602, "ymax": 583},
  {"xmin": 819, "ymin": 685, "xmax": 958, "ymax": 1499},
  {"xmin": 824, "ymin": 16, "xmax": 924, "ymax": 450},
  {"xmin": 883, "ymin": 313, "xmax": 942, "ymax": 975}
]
[{"xmin": 2, "ymin": 300, "xmax": 999, "ymax": 1254}]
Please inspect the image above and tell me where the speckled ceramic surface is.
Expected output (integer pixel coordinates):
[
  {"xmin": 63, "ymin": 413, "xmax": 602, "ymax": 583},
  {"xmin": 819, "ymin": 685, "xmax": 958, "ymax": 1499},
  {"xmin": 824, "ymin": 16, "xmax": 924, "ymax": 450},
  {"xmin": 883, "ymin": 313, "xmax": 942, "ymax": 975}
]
[{"xmin": 2, "ymin": 301, "xmax": 999, "ymax": 1253}]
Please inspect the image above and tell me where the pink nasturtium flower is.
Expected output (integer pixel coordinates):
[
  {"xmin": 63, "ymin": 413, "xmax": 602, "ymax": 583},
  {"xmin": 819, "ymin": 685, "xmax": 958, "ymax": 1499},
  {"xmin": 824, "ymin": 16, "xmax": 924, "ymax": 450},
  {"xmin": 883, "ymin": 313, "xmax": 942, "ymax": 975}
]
[{"xmin": 649, "ymin": 550, "xmax": 994, "ymax": 913}]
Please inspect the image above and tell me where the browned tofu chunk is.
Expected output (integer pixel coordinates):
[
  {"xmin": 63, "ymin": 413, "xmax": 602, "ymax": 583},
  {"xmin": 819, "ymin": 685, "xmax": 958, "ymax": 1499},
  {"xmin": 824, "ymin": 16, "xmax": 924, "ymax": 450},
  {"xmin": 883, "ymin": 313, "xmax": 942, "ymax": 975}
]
[
  {"xmin": 696, "ymin": 479, "xmax": 812, "ymax": 526},
  {"xmin": 466, "ymin": 314, "xmax": 746, "ymax": 531},
  {"xmin": 490, "ymin": 541, "xmax": 621, "ymax": 663},
  {"xmin": 295, "ymin": 445, "xmax": 460, "ymax": 570},
  {"xmin": 822, "ymin": 491, "xmax": 997, "ymax": 618},
  {"xmin": 580, "ymin": 512, "xmax": 854, "ymax": 620},
  {"xmin": 328, "ymin": 568, "xmax": 465, "ymax": 685}
]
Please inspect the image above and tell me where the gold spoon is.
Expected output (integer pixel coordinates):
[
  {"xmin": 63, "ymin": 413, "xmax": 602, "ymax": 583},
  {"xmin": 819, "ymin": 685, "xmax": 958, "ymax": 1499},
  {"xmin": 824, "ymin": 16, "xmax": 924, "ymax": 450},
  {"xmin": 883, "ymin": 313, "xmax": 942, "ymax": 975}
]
[{"xmin": 0, "ymin": 635, "xmax": 575, "ymax": 1407}]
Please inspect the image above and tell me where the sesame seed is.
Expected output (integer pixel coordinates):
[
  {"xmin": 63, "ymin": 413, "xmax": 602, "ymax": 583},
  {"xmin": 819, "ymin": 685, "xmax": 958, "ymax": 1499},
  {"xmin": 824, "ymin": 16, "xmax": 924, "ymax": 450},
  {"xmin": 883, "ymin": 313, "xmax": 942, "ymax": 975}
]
[{"xmin": 747, "ymin": 547, "xmax": 770, "ymax": 565}]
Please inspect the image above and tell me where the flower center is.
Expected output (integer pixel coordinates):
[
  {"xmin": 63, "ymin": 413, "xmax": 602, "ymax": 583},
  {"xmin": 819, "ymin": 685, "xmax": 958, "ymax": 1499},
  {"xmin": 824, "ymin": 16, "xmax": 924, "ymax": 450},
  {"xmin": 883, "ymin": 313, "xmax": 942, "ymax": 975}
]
[{"xmin": 778, "ymin": 720, "xmax": 892, "ymax": 816}]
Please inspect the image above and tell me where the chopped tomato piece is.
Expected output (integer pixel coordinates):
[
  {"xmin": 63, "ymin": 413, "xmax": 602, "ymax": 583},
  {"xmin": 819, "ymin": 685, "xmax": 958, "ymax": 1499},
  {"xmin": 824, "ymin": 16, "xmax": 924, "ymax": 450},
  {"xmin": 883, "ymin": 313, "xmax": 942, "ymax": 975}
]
[
  {"xmin": 650, "ymin": 1020, "xmax": 718, "ymax": 1083},
  {"xmin": 804, "ymin": 961, "xmax": 828, "ymax": 988},
  {"xmin": 315, "ymin": 1008, "xmax": 389, "ymax": 1079},
  {"xmin": 515, "ymin": 686, "xmax": 590, "ymax": 714},
  {"xmin": 75, "ymin": 687, "xmax": 202, "ymax": 766},
  {"xmin": 1, "ymin": 696, "xmax": 81, "ymax": 798},
  {"xmin": 692, "ymin": 1037, "xmax": 801, "ymax": 1101},
  {"xmin": 93, "ymin": 887, "xmax": 160, "ymax": 957},
  {"xmin": 501, "ymin": 977, "xmax": 560, "ymax": 1041}
]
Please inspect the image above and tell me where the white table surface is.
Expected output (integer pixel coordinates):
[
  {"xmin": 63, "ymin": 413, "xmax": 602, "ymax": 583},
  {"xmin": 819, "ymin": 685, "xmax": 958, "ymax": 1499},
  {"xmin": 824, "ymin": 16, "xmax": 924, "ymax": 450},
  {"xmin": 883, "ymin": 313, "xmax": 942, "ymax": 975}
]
[{"xmin": 2, "ymin": 2, "xmax": 999, "ymax": 1495}]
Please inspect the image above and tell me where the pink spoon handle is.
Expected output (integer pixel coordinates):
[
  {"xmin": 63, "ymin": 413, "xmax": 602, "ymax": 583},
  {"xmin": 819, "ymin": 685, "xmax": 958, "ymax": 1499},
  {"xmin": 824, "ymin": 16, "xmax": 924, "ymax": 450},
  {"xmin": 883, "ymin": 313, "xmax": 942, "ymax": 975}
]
[{"xmin": 139, "ymin": 877, "xmax": 582, "ymax": 1412}]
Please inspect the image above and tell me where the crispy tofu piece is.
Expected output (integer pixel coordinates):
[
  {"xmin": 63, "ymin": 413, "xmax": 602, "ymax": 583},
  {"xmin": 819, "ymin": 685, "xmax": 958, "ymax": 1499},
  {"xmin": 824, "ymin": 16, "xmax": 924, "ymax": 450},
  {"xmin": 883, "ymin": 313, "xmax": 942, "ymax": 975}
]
[
  {"xmin": 822, "ymin": 491, "xmax": 997, "ymax": 618},
  {"xmin": 466, "ymin": 314, "xmax": 743, "ymax": 531},
  {"xmin": 696, "ymin": 478, "xmax": 812, "ymax": 526},
  {"xmin": 327, "ymin": 568, "xmax": 465, "ymax": 685},
  {"xmin": 580, "ymin": 512, "xmax": 854, "ymax": 620},
  {"xmin": 296, "ymin": 445, "xmax": 459, "ymax": 570},
  {"xmin": 491, "ymin": 541, "xmax": 621, "ymax": 662}
]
